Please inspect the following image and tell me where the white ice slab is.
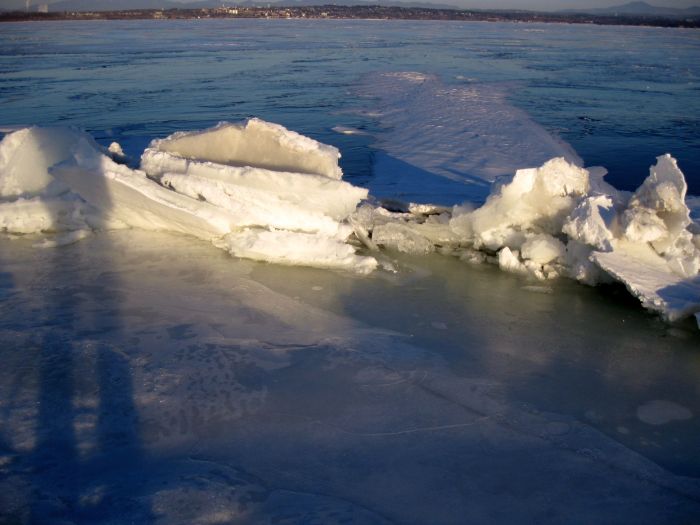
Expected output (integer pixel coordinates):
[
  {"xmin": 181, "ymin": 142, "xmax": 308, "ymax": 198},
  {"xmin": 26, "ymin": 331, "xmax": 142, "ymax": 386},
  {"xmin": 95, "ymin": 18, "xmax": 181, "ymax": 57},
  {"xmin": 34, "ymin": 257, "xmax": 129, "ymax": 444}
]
[
  {"xmin": 51, "ymin": 140, "xmax": 237, "ymax": 240},
  {"xmin": 144, "ymin": 118, "xmax": 343, "ymax": 180},
  {"xmin": 593, "ymin": 241, "xmax": 700, "ymax": 322},
  {"xmin": 143, "ymin": 151, "xmax": 367, "ymax": 221}
]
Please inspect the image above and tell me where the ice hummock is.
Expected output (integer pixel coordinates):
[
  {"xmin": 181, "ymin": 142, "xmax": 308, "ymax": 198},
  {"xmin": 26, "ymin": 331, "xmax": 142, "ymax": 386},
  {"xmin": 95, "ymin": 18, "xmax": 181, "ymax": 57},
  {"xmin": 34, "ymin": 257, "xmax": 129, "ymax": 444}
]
[
  {"xmin": 351, "ymin": 155, "xmax": 700, "ymax": 325},
  {"xmin": 0, "ymin": 121, "xmax": 376, "ymax": 274},
  {"xmin": 1, "ymin": 121, "xmax": 699, "ymax": 325}
]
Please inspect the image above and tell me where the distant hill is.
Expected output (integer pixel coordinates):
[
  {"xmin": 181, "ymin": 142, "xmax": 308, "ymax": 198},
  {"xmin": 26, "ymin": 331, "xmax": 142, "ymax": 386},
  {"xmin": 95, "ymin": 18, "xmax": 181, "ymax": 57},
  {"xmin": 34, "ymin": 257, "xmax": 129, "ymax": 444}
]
[
  {"xmin": 560, "ymin": 1, "xmax": 700, "ymax": 19},
  {"xmin": 3, "ymin": 0, "xmax": 457, "ymax": 12}
]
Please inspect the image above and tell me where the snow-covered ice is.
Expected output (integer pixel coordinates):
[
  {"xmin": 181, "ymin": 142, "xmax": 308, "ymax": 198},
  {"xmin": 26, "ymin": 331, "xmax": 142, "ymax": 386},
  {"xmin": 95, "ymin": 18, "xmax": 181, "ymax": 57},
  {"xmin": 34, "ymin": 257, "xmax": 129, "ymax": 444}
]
[{"xmin": 358, "ymin": 72, "xmax": 582, "ymax": 205}]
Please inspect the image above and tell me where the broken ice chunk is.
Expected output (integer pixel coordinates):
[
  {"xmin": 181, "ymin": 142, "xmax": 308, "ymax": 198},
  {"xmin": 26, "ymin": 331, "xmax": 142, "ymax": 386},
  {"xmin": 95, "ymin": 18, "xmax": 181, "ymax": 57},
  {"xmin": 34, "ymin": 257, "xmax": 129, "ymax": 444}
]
[
  {"xmin": 592, "ymin": 240, "xmax": 700, "ymax": 323},
  {"xmin": 562, "ymin": 195, "xmax": 615, "ymax": 251},
  {"xmin": 142, "ymin": 118, "xmax": 343, "ymax": 180}
]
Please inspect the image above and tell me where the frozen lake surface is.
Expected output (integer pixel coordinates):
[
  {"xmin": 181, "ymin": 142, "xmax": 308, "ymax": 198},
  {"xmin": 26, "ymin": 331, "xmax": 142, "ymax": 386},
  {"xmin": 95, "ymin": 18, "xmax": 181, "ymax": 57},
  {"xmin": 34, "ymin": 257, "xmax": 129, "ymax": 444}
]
[
  {"xmin": 0, "ymin": 19, "xmax": 699, "ymax": 524},
  {"xmin": 1, "ymin": 231, "xmax": 700, "ymax": 524}
]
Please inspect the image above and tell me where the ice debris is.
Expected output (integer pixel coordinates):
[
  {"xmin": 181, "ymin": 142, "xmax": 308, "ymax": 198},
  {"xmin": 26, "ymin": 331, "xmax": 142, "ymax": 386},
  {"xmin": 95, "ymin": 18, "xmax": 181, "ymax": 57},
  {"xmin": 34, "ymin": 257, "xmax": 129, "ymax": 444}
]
[
  {"xmin": 1, "ymin": 123, "xmax": 699, "ymax": 324},
  {"xmin": 0, "ymin": 121, "xmax": 375, "ymax": 274},
  {"xmin": 351, "ymin": 155, "xmax": 700, "ymax": 325}
]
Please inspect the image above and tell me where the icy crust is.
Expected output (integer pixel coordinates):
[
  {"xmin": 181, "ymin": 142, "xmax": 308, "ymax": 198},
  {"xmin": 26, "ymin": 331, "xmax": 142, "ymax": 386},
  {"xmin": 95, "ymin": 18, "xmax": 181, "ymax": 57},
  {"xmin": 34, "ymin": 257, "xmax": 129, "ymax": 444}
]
[
  {"xmin": 351, "ymin": 155, "xmax": 700, "ymax": 324},
  {"xmin": 144, "ymin": 118, "xmax": 343, "ymax": 180},
  {"xmin": 0, "ymin": 124, "xmax": 375, "ymax": 274}
]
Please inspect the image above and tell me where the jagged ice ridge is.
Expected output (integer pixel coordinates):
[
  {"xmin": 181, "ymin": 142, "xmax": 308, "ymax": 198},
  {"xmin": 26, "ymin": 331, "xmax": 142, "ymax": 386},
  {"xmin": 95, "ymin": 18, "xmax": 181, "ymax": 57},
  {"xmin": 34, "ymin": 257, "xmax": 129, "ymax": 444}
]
[{"xmin": 0, "ymin": 119, "xmax": 698, "ymax": 327}]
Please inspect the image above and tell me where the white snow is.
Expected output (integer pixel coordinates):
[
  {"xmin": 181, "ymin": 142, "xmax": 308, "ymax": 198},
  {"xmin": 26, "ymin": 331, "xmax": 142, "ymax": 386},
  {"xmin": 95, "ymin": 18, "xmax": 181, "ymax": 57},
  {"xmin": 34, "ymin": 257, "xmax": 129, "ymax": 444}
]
[
  {"xmin": 0, "ymin": 126, "xmax": 91, "ymax": 199},
  {"xmin": 52, "ymin": 142, "xmax": 236, "ymax": 240},
  {"xmin": 562, "ymin": 195, "xmax": 615, "ymax": 252},
  {"xmin": 457, "ymin": 158, "xmax": 590, "ymax": 253},
  {"xmin": 215, "ymin": 229, "xmax": 377, "ymax": 274},
  {"xmin": 498, "ymin": 247, "xmax": 528, "ymax": 275},
  {"xmin": 592, "ymin": 241, "xmax": 700, "ymax": 322},
  {"xmin": 143, "ymin": 155, "xmax": 366, "ymax": 221},
  {"xmin": 521, "ymin": 234, "xmax": 566, "ymax": 265},
  {"xmin": 0, "ymin": 196, "xmax": 89, "ymax": 234},
  {"xmin": 353, "ymin": 155, "xmax": 700, "ymax": 325}
]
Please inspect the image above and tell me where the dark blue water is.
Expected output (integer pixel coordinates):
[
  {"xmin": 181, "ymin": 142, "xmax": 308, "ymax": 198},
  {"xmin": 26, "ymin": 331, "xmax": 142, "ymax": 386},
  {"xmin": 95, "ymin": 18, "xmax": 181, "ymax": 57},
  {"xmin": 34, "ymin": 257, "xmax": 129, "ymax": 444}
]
[{"xmin": 0, "ymin": 19, "xmax": 698, "ymax": 194}]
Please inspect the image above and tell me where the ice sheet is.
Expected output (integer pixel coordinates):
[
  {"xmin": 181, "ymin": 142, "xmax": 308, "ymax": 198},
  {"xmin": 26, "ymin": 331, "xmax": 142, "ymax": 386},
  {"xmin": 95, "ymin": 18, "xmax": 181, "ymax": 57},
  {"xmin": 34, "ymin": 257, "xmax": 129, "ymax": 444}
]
[
  {"xmin": 1, "ymin": 231, "xmax": 699, "ymax": 524},
  {"xmin": 592, "ymin": 241, "xmax": 700, "ymax": 322}
]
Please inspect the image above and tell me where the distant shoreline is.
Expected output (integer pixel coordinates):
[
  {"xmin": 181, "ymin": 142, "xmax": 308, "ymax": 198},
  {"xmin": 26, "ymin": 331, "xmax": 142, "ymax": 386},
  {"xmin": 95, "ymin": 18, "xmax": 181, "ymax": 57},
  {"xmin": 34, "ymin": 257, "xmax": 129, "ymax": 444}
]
[{"xmin": 1, "ymin": 6, "xmax": 699, "ymax": 28}]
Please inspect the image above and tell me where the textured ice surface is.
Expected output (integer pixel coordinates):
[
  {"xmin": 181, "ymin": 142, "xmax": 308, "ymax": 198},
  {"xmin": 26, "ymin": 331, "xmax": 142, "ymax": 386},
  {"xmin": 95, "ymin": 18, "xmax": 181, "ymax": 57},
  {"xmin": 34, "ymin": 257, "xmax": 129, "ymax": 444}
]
[{"xmin": 359, "ymin": 72, "xmax": 582, "ymax": 205}]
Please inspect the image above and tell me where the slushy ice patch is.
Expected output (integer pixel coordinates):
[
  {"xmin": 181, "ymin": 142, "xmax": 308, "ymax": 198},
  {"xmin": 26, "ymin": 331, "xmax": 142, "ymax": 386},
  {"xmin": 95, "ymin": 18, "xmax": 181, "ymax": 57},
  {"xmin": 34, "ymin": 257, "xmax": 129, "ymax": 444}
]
[{"xmin": 0, "ymin": 121, "xmax": 699, "ymax": 324}]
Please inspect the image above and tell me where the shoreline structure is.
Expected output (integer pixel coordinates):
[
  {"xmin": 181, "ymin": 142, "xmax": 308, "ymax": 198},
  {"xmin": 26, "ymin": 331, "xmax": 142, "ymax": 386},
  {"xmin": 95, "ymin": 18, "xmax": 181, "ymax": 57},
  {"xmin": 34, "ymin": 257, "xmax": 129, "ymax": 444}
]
[{"xmin": 1, "ymin": 5, "xmax": 699, "ymax": 28}]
